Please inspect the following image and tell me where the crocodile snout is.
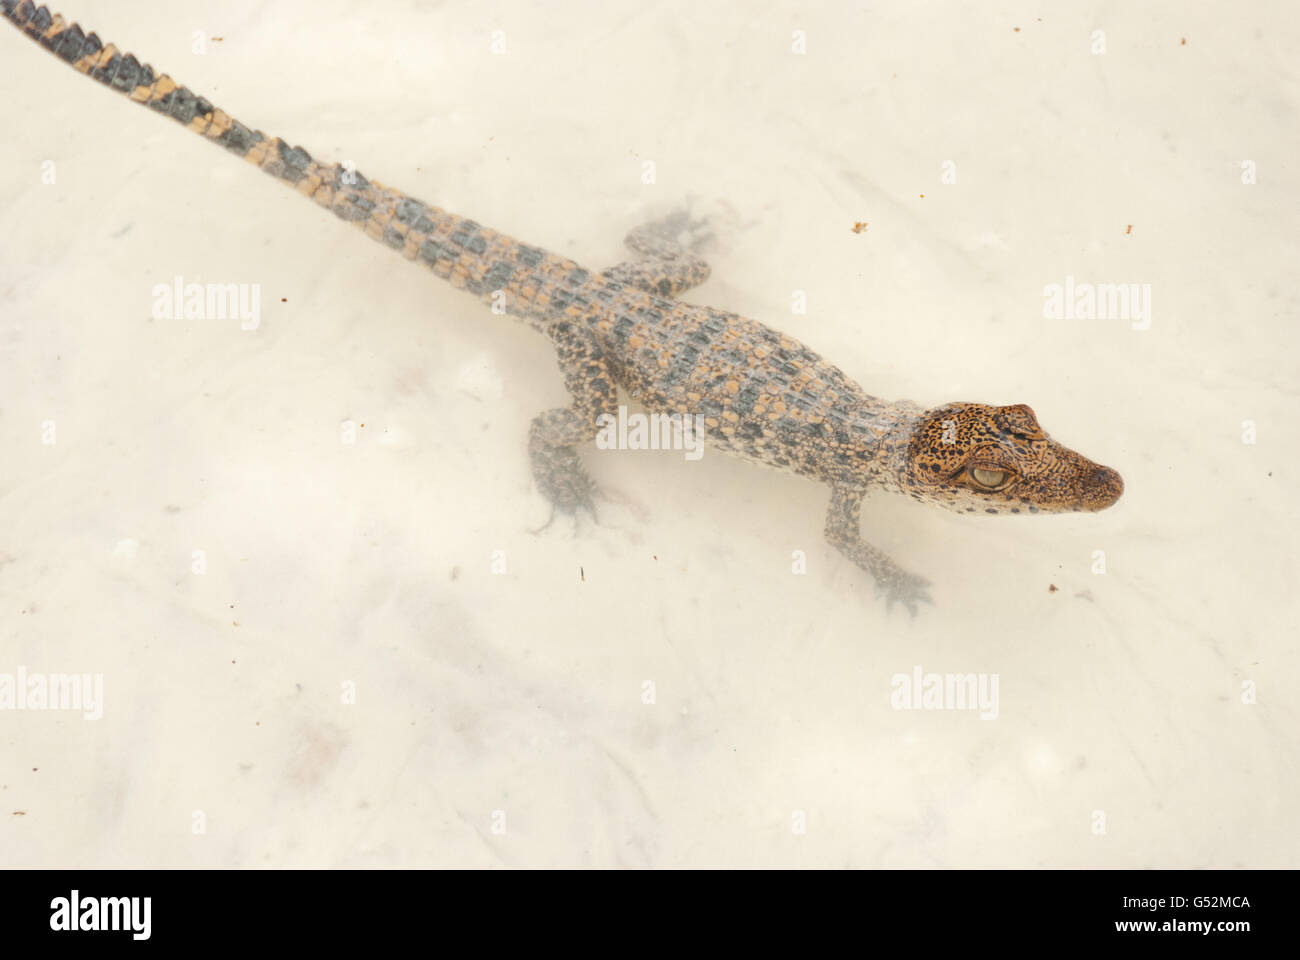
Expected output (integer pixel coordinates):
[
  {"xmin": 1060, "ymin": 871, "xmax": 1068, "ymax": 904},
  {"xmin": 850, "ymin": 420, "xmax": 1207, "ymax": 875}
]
[{"xmin": 1081, "ymin": 464, "xmax": 1124, "ymax": 510}]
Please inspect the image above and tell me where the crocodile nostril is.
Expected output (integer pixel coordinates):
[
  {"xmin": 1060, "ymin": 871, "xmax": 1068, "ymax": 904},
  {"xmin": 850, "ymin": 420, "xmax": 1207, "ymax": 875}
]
[{"xmin": 1088, "ymin": 465, "xmax": 1123, "ymax": 506}]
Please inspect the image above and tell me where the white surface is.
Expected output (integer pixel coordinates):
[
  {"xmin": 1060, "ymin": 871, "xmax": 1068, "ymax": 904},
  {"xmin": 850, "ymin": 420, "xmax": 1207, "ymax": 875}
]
[{"xmin": 0, "ymin": 0, "xmax": 1296, "ymax": 867}]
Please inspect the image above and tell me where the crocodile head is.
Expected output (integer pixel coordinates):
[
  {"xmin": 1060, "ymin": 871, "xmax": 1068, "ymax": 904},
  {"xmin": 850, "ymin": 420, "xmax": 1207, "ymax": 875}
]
[{"xmin": 896, "ymin": 402, "xmax": 1123, "ymax": 515}]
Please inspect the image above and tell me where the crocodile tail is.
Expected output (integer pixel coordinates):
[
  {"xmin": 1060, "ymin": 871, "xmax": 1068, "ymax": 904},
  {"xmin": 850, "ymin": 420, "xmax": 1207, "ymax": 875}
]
[
  {"xmin": 1, "ymin": 2, "xmax": 394, "ymax": 224},
  {"xmin": 3, "ymin": 2, "xmax": 589, "ymax": 326}
]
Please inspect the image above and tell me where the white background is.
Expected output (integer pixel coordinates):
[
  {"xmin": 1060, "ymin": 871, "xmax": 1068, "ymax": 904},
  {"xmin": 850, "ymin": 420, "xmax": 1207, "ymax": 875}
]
[{"xmin": 0, "ymin": 0, "xmax": 1296, "ymax": 867}]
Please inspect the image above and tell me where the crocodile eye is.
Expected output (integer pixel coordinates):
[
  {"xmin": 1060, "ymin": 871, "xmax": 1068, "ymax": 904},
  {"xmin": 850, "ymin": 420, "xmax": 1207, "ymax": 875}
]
[{"xmin": 971, "ymin": 467, "xmax": 1007, "ymax": 488}]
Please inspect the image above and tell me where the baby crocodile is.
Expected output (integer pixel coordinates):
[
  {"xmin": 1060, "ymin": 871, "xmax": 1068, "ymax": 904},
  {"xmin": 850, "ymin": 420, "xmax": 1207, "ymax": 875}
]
[{"xmin": 4, "ymin": 3, "xmax": 1123, "ymax": 613}]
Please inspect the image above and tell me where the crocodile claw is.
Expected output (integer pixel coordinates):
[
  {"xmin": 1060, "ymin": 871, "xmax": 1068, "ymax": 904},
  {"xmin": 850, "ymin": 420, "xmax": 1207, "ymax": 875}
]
[
  {"xmin": 880, "ymin": 570, "xmax": 934, "ymax": 617},
  {"xmin": 531, "ymin": 445, "xmax": 599, "ymax": 533}
]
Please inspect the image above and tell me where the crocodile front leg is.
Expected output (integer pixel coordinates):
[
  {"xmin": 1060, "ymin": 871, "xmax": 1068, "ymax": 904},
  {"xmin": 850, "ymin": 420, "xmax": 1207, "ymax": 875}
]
[
  {"xmin": 529, "ymin": 319, "xmax": 619, "ymax": 524},
  {"xmin": 825, "ymin": 485, "xmax": 933, "ymax": 615}
]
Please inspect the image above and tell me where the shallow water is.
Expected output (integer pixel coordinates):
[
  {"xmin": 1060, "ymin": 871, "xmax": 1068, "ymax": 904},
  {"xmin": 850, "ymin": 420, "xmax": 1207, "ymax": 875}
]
[{"xmin": 0, "ymin": 0, "xmax": 1296, "ymax": 867}]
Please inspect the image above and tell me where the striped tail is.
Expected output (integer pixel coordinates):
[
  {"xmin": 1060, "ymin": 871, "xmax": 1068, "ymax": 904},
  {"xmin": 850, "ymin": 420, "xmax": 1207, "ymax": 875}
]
[{"xmin": 2, "ymin": 1, "xmax": 594, "ymax": 326}]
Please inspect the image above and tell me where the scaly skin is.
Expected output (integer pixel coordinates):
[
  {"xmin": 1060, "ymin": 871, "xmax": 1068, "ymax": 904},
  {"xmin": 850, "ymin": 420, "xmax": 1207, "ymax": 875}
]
[{"xmin": 4, "ymin": 3, "xmax": 1123, "ymax": 614}]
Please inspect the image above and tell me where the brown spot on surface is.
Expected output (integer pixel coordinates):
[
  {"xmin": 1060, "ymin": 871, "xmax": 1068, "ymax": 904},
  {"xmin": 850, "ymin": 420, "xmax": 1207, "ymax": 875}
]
[{"xmin": 285, "ymin": 723, "xmax": 347, "ymax": 789}]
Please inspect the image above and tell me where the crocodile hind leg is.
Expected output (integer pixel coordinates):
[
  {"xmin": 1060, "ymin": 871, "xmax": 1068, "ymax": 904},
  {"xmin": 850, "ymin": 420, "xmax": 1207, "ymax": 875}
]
[
  {"xmin": 601, "ymin": 256, "xmax": 711, "ymax": 298},
  {"xmin": 529, "ymin": 320, "xmax": 619, "ymax": 526},
  {"xmin": 825, "ymin": 485, "xmax": 933, "ymax": 616},
  {"xmin": 601, "ymin": 209, "xmax": 712, "ymax": 298}
]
